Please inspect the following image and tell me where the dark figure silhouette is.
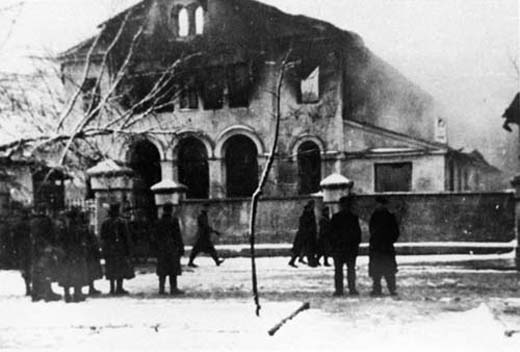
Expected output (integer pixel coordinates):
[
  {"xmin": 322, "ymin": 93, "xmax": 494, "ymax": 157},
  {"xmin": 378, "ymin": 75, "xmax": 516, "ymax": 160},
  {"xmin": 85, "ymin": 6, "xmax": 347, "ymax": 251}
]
[
  {"xmin": 100, "ymin": 203, "xmax": 135, "ymax": 295},
  {"xmin": 288, "ymin": 200, "xmax": 318, "ymax": 267},
  {"xmin": 153, "ymin": 203, "xmax": 185, "ymax": 295},
  {"xmin": 30, "ymin": 203, "xmax": 62, "ymax": 302},
  {"xmin": 329, "ymin": 195, "xmax": 361, "ymax": 296},
  {"xmin": 188, "ymin": 203, "xmax": 223, "ymax": 267},
  {"xmin": 12, "ymin": 207, "xmax": 32, "ymax": 296},
  {"xmin": 56, "ymin": 209, "xmax": 89, "ymax": 303},
  {"xmin": 317, "ymin": 207, "xmax": 332, "ymax": 266},
  {"xmin": 369, "ymin": 196, "xmax": 400, "ymax": 296}
]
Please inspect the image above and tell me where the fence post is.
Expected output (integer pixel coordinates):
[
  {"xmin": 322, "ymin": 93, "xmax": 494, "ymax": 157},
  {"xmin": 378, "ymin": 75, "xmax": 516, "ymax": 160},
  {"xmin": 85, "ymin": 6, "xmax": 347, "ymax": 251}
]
[{"xmin": 511, "ymin": 176, "xmax": 520, "ymax": 269}]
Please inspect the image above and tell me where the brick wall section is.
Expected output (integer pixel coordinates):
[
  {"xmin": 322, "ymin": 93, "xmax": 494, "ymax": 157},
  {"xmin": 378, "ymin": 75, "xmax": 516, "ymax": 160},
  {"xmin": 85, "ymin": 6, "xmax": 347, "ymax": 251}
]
[{"xmin": 178, "ymin": 192, "xmax": 516, "ymax": 245}]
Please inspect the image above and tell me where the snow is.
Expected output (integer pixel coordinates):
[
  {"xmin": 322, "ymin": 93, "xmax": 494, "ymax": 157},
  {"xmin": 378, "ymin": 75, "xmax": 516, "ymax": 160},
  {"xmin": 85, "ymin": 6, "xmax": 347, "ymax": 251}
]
[{"xmin": 0, "ymin": 256, "xmax": 519, "ymax": 351}]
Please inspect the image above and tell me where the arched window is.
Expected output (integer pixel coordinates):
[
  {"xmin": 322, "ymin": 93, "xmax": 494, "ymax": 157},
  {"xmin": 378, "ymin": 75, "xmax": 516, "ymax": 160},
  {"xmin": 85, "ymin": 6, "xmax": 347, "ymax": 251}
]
[
  {"xmin": 178, "ymin": 137, "xmax": 209, "ymax": 199},
  {"xmin": 195, "ymin": 6, "xmax": 204, "ymax": 35},
  {"xmin": 129, "ymin": 140, "xmax": 161, "ymax": 221},
  {"xmin": 178, "ymin": 8, "xmax": 189, "ymax": 37},
  {"xmin": 225, "ymin": 135, "xmax": 258, "ymax": 197},
  {"xmin": 297, "ymin": 141, "xmax": 321, "ymax": 194}
]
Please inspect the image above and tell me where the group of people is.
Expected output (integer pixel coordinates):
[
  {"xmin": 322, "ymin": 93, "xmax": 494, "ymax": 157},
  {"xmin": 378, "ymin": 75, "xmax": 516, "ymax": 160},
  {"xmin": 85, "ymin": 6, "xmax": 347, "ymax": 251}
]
[
  {"xmin": 0, "ymin": 203, "xmax": 103, "ymax": 302},
  {"xmin": 0, "ymin": 201, "xmax": 224, "ymax": 302},
  {"xmin": 1, "ymin": 195, "xmax": 399, "ymax": 301},
  {"xmin": 290, "ymin": 195, "xmax": 400, "ymax": 296}
]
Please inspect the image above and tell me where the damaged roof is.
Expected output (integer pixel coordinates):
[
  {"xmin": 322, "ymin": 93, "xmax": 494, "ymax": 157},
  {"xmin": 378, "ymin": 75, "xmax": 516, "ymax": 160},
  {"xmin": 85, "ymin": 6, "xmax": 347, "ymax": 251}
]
[
  {"xmin": 58, "ymin": 0, "xmax": 363, "ymax": 60},
  {"xmin": 502, "ymin": 92, "xmax": 520, "ymax": 132}
]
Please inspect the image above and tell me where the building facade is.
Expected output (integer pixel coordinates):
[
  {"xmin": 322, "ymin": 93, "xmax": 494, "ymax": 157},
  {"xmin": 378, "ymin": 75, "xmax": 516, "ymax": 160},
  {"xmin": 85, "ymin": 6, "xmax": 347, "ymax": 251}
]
[{"xmin": 58, "ymin": 0, "xmax": 499, "ymax": 216}]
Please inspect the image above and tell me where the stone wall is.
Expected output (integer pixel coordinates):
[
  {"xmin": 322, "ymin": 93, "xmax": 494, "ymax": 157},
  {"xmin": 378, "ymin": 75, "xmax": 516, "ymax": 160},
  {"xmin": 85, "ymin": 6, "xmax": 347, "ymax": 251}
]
[{"xmin": 178, "ymin": 192, "xmax": 516, "ymax": 245}]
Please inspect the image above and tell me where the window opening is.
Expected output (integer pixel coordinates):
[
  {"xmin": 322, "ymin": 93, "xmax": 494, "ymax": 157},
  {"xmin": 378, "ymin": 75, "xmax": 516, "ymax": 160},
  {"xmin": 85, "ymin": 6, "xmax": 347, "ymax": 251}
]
[
  {"xmin": 178, "ymin": 137, "xmax": 209, "ymax": 199},
  {"xmin": 178, "ymin": 8, "xmax": 189, "ymax": 37},
  {"xmin": 297, "ymin": 141, "xmax": 321, "ymax": 194},
  {"xmin": 195, "ymin": 6, "xmax": 204, "ymax": 35},
  {"xmin": 300, "ymin": 66, "xmax": 320, "ymax": 104},
  {"xmin": 81, "ymin": 78, "xmax": 101, "ymax": 117},
  {"xmin": 227, "ymin": 64, "xmax": 250, "ymax": 108},
  {"xmin": 375, "ymin": 162, "xmax": 412, "ymax": 192}
]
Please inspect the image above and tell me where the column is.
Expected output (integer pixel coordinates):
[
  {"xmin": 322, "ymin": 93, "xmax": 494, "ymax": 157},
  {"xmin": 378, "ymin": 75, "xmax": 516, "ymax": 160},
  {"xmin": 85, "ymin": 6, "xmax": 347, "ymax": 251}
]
[{"xmin": 209, "ymin": 158, "xmax": 225, "ymax": 199}]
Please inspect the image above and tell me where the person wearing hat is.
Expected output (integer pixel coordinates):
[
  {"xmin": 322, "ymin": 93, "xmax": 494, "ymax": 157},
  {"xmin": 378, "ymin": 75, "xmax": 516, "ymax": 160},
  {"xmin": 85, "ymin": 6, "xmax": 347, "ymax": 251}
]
[
  {"xmin": 289, "ymin": 200, "xmax": 318, "ymax": 267},
  {"xmin": 329, "ymin": 195, "xmax": 361, "ymax": 296},
  {"xmin": 100, "ymin": 203, "xmax": 135, "ymax": 295},
  {"xmin": 11, "ymin": 206, "xmax": 32, "ymax": 296},
  {"xmin": 56, "ymin": 208, "xmax": 89, "ymax": 302},
  {"xmin": 368, "ymin": 196, "xmax": 400, "ymax": 296},
  {"xmin": 152, "ymin": 203, "xmax": 185, "ymax": 295},
  {"xmin": 29, "ymin": 202, "xmax": 62, "ymax": 302},
  {"xmin": 187, "ymin": 203, "xmax": 224, "ymax": 268}
]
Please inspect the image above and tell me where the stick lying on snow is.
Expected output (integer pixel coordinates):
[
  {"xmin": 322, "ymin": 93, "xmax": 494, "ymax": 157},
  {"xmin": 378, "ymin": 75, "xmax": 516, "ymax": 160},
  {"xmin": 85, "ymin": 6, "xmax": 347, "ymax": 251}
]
[{"xmin": 268, "ymin": 302, "xmax": 310, "ymax": 336}]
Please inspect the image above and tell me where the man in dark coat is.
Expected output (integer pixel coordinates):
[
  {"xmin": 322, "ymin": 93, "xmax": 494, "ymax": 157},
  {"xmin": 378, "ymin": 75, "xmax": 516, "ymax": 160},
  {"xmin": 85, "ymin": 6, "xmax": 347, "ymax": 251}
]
[
  {"xmin": 82, "ymin": 210, "xmax": 103, "ymax": 296},
  {"xmin": 369, "ymin": 196, "xmax": 400, "ymax": 296},
  {"xmin": 317, "ymin": 207, "xmax": 332, "ymax": 266},
  {"xmin": 0, "ymin": 207, "xmax": 15, "ymax": 269},
  {"xmin": 329, "ymin": 195, "xmax": 362, "ymax": 296},
  {"xmin": 288, "ymin": 200, "xmax": 318, "ymax": 267},
  {"xmin": 56, "ymin": 209, "xmax": 89, "ymax": 302},
  {"xmin": 188, "ymin": 203, "xmax": 223, "ymax": 268},
  {"xmin": 30, "ymin": 203, "xmax": 62, "ymax": 302},
  {"xmin": 11, "ymin": 207, "xmax": 33, "ymax": 296},
  {"xmin": 100, "ymin": 203, "xmax": 135, "ymax": 295},
  {"xmin": 153, "ymin": 203, "xmax": 185, "ymax": 295}
]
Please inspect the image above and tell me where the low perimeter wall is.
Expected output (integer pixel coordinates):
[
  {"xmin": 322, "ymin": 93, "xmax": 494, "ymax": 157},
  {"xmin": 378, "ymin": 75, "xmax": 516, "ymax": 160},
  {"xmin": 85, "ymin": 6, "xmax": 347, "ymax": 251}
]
[{"xmin": 178, "ymin": 192, "xmax": 516, "ymax": 246}]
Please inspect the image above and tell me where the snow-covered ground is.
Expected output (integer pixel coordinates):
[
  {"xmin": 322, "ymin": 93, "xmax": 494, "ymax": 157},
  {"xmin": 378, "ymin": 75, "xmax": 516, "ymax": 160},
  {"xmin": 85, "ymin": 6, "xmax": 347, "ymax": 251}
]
[{"xmin": 1, "ymin": 255, "xmax": 519, "ymax": 351}]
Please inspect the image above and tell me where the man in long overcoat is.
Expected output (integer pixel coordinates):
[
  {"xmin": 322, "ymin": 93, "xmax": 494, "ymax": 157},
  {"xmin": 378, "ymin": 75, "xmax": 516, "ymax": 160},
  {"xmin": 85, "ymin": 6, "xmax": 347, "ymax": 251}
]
[
  {"xmin": 369, "ymin": 196, "xmax": 400, "ymax": 296},
  {"xmin": 317, "ymin": 207, "xmax": 332, "ymax": 266},
  {"xmin": 329, "ymin": 195, "xmax": 361, "ymax": 296},
  {"xmin": 56, "ymin": 209, "xmax": 89, "ymax": 302},
  {"xmin": 153, "ymin": 203, "xmax": 185, "ymax": 295},
  {"xmin": 11, "ymin": 206, "xmax": 32, "ymax": 296},
  {"xmin": 100, "ymin": 203, "xmax": 135, "ymax": 295},
  {"xmin": 289, "ymin": 200, "xmax": 318, "ymax": 267},
  {"xmin": 83, "ymin": 210, "xmax": 103, "ymax": 296},
  {"xmin": 30, "ymin": 203, "xmax": 62, "ymax": 302},
  {"xmin": 188, "ymin": 203, "xmax": 223, "ymax": 267}
]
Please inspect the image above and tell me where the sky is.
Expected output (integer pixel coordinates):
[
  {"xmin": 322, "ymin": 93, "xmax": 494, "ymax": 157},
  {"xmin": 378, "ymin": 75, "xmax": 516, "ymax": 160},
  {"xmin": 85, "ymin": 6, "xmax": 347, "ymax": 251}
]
[{"xmin": 0, "ymin": 0, "xmax": 519, "ymax": 173}]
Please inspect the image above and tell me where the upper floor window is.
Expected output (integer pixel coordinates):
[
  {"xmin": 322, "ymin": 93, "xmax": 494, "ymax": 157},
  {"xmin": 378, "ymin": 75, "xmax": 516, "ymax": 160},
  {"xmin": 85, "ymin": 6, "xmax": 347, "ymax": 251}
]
[
  {"xmin": 180, "ymin": 80, "xmax": 199, "ymax": 110},
  {"xmin": 375, "ymin": 162, "xmax": 412, "ymax": 192},
  {"xmin": 195, "ymin": 6, "xmax": 204, "ymax": 35},
  {"xmin": 178, "ymin": 8, "xmax": 189, "ymax": 37},
  {"xmin": 81, "ymin": 78, "xmax": 101, "ymax": 117},
  {"xmin": 300, "ymin": 66, "xmax": 320, "ymax": 104}
]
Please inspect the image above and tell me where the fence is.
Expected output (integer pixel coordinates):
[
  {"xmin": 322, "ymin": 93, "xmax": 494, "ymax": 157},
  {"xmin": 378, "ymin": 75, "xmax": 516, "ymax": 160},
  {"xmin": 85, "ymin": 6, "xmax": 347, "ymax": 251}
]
[{"xmin": 178, "ymin": 192, "xmax": 516, "ymax": 246}]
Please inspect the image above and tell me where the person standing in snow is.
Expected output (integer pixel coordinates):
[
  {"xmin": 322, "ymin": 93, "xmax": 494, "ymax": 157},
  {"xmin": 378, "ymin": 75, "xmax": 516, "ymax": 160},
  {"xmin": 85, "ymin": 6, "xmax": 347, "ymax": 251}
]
[
  {"xmin": 100, "ymin": 203, "xmax": 135, "ymax": 295},
  {"xmin": 288, "ymin": 200, "xmax": 318, "ymax": 267},
  {"xmin": 368, "ymin": 196, "xmax": 400, "ymax": 296},
  {"xmin": 188, "ymin": 203, "xmax": 224, "ymax": 268},
  {"xmin": 30, "ymin": 203, "xmax": 62, "ymax": 302},
  {"xmin": 11, "ymin": 206, "xmax": 33, "ymax": 296},
  {"xmin": 329, "ymin": 195, "xmax": 361, "ymax": 296},
  {"xmin": 317, "ymin": 207, "xmax": 332, "ymax": 266},
  {"xmin": 56, "ymin": 208, "xmax": 89, "ymax": 303},
  {"xmin": 152, "ymin": 203, "xmax": 185, "ymax": 295}
]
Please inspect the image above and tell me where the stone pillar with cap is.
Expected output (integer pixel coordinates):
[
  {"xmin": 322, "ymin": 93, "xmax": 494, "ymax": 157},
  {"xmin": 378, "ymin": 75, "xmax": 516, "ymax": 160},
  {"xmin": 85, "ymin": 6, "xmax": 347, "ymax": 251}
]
[
  {"xmin": 150, "ymin": 179, "xmax": 187, "ymax": 218},
  {"xmin": 510, "ymin": 176, "xmax": 520, "ymax": 269},
  {"xmin": 86, "ymin": 159, "xmax": 134, "ymax": 234},
  {"xmin": 319, "ymin": 173, "xmax": 354, "ymax": 214}
]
